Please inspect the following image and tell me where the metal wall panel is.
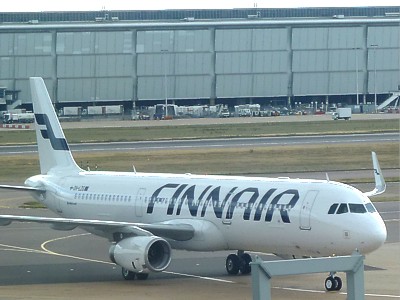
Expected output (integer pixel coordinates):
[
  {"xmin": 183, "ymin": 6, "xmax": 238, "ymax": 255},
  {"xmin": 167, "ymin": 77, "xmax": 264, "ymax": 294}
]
[
  {"xmin": 56, "ymin": 32, "xmax": 95, "ymax": 54},
  {"xmin": 174, "ymin": 75, "xmax": 211, "ymax": 98},
  {"xmin": 329, "ymin": 72, "xmax": 362, "ymax": 94},
  {"xmin": 328, "ymin": 27, "xmax": 364, "ymax": 49},
  {"xmin": 138, "ymin": 75, "xmax": 210, "ymax": 99},
  {"xmin": 216, "ymin": 52, "xmax": 253, "ymax": 74},
  {"xmin": 0, "ymin": 33, "xmax": 14, "ymax": 55},
  {"xmin": 137, "ymin": 77, "xmax": 164, "ymax": 99},
  {"xmin": 96, "ymin": 78, "xmax": 133, "ymax": 100},
  {"xmin": 136, "ymin": 31, "xmax": 174, "ymax": 53},
  {"xmin": 15, "ymin": 56, "xmax": 53, "ymax": 78},
  {"xmin": 57, "ymin": 56, "xmax": 95, "ymax": 78},
  {"xmin": 292, "ymin": 50, "xmax": 328, "ymax": 72},
  {"xmin": 138, "ymin": 53, "xmax": 210, "ymax": 76},
  {"xmin": 292, "ymin": 73, "xmax": 328, "ymax": 95},
  {"xmin": 16, "ymin": 78, "xmax": 53, "ymax": 103},
  {"xmin": 216, "ymin": 75, "xmax": 253, "ymax": 97},
  {"xmin": 252, "ymin": 28, "xmax": 288, "ymax": 50},
  {"xmin": 0, "ymin": 79, "xmax": 14, "ymax": 90},
  {"xmin": 368, "ymin": 48, "xmax": 400, "ymax": 71},
  {"xmin": 174, "ymin": 53, "xmax": 211, "ymax": 75},
  {"xmin": 174, "ymin": 30, "xmax": 211, "ymax": 52},
  {"xmin": 328, "ymin": 49, "xmax": 365, "ymax": 72},
  {"xmin": 95, "ymin": 55, "xmax": 133, "ymax": 77},
  {"xmin": 292, "ymin": 28, "xmax": 328, "ymax": 50},
  {"xmin": 95, "ymin": 31, "xmax": 133, "ymax": 54},
  {"xmin": 253, "ymin": 51, "xmax": 288, "ymax": 73},
  {"xmin": 14, "ymin": 33, "xmax": 52, "ymax": 55},
  {"xmin": 368, "ymin": 71, "xmax": 399, "ymax": 93},
  {"xmin": 57, "ymin": 78, "xmax": 95, "ymax": 102},
  {"xmin": 368, "ymin": 26, "xmax": 400, "ymax": 48},
  {"xmin": 253, "ymin": 74, "xmax": 288, "ymax": 96},
  {"xmin": 215, "ymin": 29, "xmax": 252, "ymax": 51},
  {"xmin": 0, "ymin": 57, "xmax": 13, "ymax": 79}
]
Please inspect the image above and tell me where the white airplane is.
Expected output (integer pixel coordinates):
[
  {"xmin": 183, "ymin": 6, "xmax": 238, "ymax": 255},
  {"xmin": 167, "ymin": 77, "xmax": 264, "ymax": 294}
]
[{"xmin": 0, "ymin": 77, "xmax": 387, "ymax": 291}]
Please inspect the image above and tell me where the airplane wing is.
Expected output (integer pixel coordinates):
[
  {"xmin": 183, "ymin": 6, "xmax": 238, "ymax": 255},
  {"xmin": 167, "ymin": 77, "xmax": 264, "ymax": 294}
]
[{"xmin": 0, "ymin": 215, "xmax": 195, "ymax": 241}]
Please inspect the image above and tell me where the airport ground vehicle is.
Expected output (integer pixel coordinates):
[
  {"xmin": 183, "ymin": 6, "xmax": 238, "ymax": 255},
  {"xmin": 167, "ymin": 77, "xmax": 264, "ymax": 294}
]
[{"xmin": 332, "ymin": 108, "xmax": 352, "ymax": 120}]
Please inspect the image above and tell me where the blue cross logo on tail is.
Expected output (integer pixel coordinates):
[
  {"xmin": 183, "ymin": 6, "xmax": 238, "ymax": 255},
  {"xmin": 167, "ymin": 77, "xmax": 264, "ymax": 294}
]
[{"xmin": 35, "ymin": 114, "xmax": 69, "ymax": 151}]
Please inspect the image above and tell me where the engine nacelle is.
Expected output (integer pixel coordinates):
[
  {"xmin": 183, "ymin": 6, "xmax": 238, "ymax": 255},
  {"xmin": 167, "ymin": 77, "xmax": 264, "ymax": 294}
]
[{"xmin": 109, "ymin": 236, "xmax": 171, "ymax": 273}]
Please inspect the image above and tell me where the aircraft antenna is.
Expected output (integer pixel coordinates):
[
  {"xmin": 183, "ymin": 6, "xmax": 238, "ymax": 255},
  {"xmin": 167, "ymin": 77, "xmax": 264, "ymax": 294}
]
[{"xmin": 325, "ymin": 173, "xmax": 330, "ymax": 182}]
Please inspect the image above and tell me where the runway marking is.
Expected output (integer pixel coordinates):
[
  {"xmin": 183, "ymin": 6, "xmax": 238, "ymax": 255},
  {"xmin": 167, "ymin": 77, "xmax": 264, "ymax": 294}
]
[
  {"xmin": 40, "ymin": 233, "xmax": 115, "ymax": 265},
  {"xmin": 274, "ymin": 286, "xmax": 400, "ymax": 298},
  {"xmin": 41, "ymin": 233, "xmax": 236, "ymax": 283},
  {"xmin": 385, "ymin": 219, "xmax": 400, "ymax": 222},
  {"xmin": 0, "ymin": 243, "xmax": 46, "ymax": 254},
  {"xmin": 163, "ymin": 271, "xmax": 235, "ymax": 283}
]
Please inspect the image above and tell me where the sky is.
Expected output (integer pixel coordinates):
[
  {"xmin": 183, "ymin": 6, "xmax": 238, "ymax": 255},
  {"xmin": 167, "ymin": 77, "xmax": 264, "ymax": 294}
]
[{"xmin": 1, "ymin": 0, "xmax": 399, "ymax": 12}]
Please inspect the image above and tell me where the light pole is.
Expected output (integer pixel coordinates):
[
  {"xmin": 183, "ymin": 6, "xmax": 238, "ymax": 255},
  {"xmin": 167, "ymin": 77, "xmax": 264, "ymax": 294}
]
[
  {"xmin": 353, "ymin": 47, "xmax": 360, "ymax": 105},
  {"xmin": 370, "ymin": 44, "xmax": 378, "ymax": 111},
  {"xmin": 161, "ymin": 49, "xmax": 169, "ymax": 118}
]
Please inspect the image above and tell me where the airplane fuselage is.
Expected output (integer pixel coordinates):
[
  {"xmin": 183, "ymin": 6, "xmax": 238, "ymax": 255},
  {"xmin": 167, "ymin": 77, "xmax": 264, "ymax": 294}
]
[{"xmin": 27, "ymin": 170, "xmax": 386, "ymax": 258}]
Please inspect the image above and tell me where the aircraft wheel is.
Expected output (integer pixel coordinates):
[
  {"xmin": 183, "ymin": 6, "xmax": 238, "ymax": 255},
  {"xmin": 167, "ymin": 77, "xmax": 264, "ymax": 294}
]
[
  {"xmin": 239, "ymin": 253, "xmax": 252, "ymax": 275},
  {"xmin": 226, "ymin": 254, "xmax": 240, "ymax": 275},
  {"xmin": 334, "ymin": 276, "xmax": 342, "ymax": 291},
  {"xmin": 324, "ymin": 276, "xmax": 337, "ymax": 291},
  {"xmin": 122, "ymin": 268, "xmax": 136, "ymax": 280},
  {"xmin": 136, "ymin": 273, "xmax": 149, "ymax": 280}
]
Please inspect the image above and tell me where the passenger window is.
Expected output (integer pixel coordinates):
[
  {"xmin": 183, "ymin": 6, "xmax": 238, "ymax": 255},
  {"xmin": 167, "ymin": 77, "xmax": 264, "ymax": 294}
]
[
  {"xmin": 328, "ymin": 203, "xmax": 338, "ymax": 214},
  {"xmin": 337, "ymin": 203, "xmax": 348, "ymax": 214},
  {"xmin": 349, "ymin": 204, "xmax": 367, "ymax": 213},
  {"xmin": 365, "ymin": 203, "xmax": 377, "ymax": 213}
]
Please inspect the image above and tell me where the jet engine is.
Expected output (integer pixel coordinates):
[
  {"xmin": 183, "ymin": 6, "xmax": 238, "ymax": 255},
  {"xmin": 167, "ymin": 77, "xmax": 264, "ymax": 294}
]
[{"xmin": 109, "ymin": 236, "xmax": 171, "ymax": 273}]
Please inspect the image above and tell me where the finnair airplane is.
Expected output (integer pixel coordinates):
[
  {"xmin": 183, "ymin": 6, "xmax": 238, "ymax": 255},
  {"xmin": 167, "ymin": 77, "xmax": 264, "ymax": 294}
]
[{"xmin": 0, "ymin": 77, "xmax": 387, "ymax": 291}]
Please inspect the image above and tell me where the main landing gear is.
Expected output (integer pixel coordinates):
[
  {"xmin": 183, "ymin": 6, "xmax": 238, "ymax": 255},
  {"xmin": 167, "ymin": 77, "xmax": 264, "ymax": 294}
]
[
  {"xmin": 225, "ymin": 250, "xmax": 252, "ymax": 275},
  {"xmin": 122, "ymin": 268, "xmax": 149, "ymax": 281},
  {"xmin": 324, "ymin": 273, "xmax": 343, "ymax": 291}
]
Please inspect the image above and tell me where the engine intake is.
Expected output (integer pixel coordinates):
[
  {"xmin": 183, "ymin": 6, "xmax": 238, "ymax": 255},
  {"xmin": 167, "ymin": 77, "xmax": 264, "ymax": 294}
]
[{"xmin": 109, "ymin": 236, "xmax": 171, "ymax": 273}]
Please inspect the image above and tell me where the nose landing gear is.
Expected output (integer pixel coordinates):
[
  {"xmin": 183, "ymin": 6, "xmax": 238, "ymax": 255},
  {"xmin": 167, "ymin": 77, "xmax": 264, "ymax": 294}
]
[
  {"xmin": 225, "ymin": 251, "xmax": 252, "ymax": 275},
  {"xmin": 324, "ymin": 273, "xmax": 343, "ymax": 291}
]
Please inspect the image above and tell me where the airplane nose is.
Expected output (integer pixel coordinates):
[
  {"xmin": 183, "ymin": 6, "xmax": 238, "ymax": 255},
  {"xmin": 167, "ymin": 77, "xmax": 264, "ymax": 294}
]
[{"xmin": 361, "ymin": 216, "xmax": 387, "ymax": 253}]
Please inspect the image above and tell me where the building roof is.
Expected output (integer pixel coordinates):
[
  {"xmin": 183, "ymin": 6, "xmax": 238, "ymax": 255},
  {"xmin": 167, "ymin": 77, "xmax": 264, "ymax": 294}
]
[{"xmin": 1, "ymin": 7, "xmax": 399, "ymax": 24}]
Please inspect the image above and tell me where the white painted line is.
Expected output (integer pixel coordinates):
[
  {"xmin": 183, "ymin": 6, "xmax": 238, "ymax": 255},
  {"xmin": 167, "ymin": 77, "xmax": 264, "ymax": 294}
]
[
  {"xmin": 162, "ymin": 271, "xmax": 235, "ymax": 284},
  {"xmin": 274, "ymin": 286, "xmax": 400, "ymax": 298}
]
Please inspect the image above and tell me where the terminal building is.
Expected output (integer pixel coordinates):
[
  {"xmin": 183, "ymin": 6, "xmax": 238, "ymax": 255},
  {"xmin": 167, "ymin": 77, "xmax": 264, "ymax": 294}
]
[{"xmin": 0, "ymin": 7, "xmax": 399, "ymax": 112}]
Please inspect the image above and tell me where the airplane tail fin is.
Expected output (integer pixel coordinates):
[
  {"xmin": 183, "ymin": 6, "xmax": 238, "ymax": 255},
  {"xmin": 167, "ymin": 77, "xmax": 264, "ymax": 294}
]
[{"xmin": 30, "ymin": 77, "xmax": 81, "ymax": 175}]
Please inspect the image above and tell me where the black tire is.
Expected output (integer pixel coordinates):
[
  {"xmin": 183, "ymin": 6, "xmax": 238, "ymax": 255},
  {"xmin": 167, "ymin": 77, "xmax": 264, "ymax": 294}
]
[
  {"xmin": 122, "ymin": 268, "xmax": 135, "ymax": 280},
  {"xmin": 334, "ymin": 276, "xmax": 342, "ymax": 291},
  {"xmin": 325, "ymin": 276, "xmax": 338, "ymax": 291},
  {"xmin": 239, "ymin": 253, "xmax": 252, "ymax": 275},
  {"xmin": 226, "ymin": 254, "xmax": 240, "ymax": 275},
  {"xmin": 136, "ymin": 273, "xmax": 149, "ymax": 280}
]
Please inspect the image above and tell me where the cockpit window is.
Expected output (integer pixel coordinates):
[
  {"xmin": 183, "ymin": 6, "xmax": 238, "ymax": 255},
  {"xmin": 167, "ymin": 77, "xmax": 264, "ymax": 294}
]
[
  {"xmin": 365, "ymin": 203, "xmax": 377, "ymax": 213},
  {"xmin": 349, "ymin": 203, "xmax": 367, "ymax": 213},
  {"xmin": 328, "ymin": 203, "xmax": 339, "ymax": 214},
  {"xmin": 337, "ymin": 203, "xmax": 349, "ymax": 214}
]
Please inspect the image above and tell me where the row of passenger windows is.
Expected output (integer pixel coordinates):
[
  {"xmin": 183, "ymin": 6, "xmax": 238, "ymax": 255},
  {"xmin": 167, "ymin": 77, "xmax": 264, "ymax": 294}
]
[
  {"xmin": 328, "ymin": 203, "xmax": 376, "ymax": 214},
  {"xmin": 73, "ymin": 193, "xmax": 292, "ymax": 211},
  {"xmin": 74, "ymin": 193, "xmax": 132, "ymax": 202}
]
